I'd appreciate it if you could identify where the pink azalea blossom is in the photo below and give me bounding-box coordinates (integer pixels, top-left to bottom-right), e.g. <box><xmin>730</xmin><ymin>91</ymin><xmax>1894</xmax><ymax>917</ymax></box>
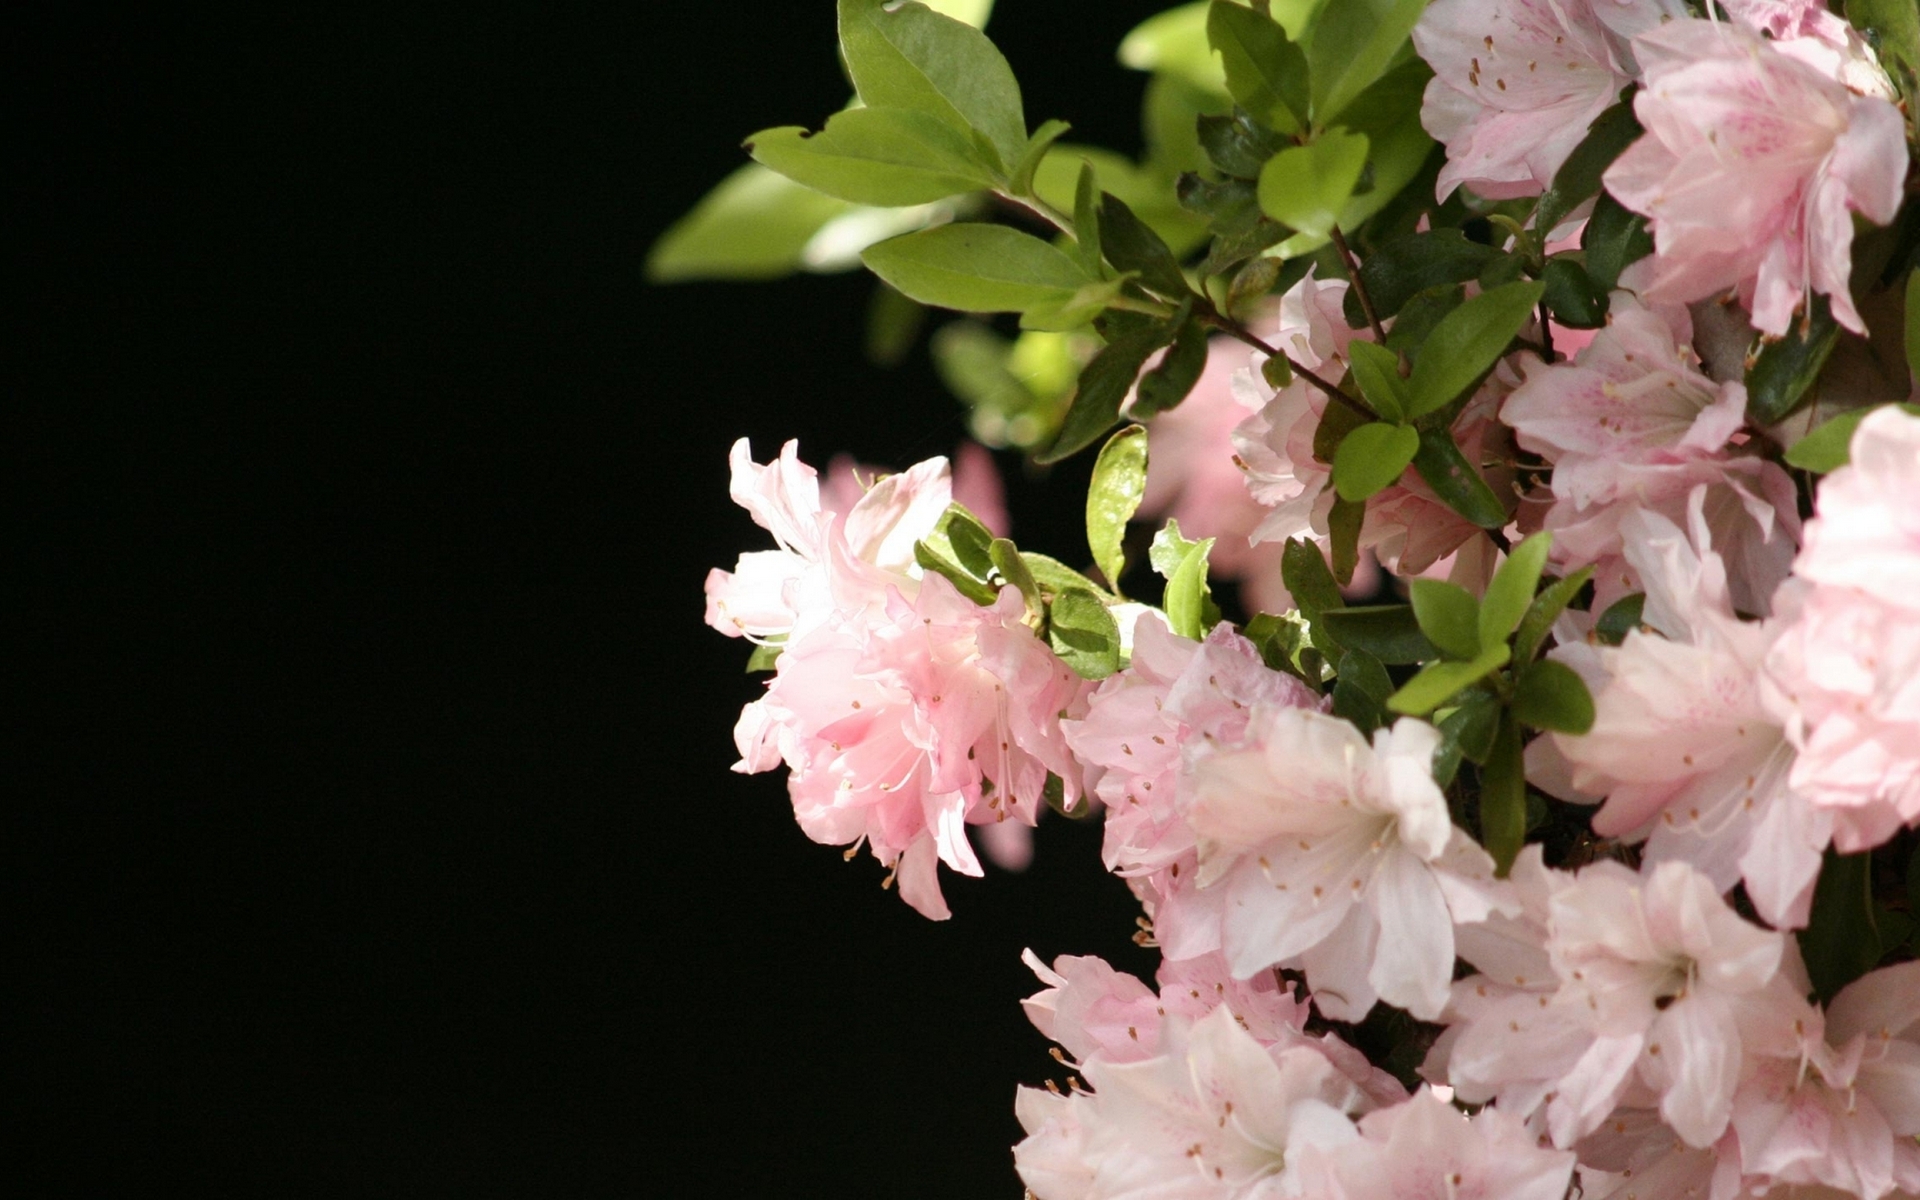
<box><xmin>736</xmin><ymin>573</ymin><xmax>1088</xmax><ymax>920</ymax></box>
<box><xmin>1185</xmin><ymin>709</ymin><xmax>1508</xmax><ymax>1021</ymax></box>
<box><xmin>1233</xmin><ymin>273</ymin><xmax>1515</xmax><ymax>577</ymax></box>
<box><xmin>703</xmin><ymin>437</ymin><xmax>952</xmax><ymax>642</ymax></box>
<box><xmin>1062</xmin><ymin>616</ymin><xmax>1320</xmax><ymax>961</ymax></box>
<box><xmin>1413</xmin><ymin>0</ymin><xmax>1650</xmax><ymax>201</ymax></box>
<box><xmin>1547</xmin><ymin>499</ymin><xmax>1829</xmax><ymax>928</ymax></box>
<box><xmin>1290</xmin><ymin>1087</ymin><xmax>1577</xmax><ymax>1200</ymax></box>
<box><xmin>1786</xmin><ymin>406</ymin><xmax>1920</xmax><ymax>614</ymax></box>
<box><xmin>1603</xmin><ymin>18</ymin><xmax>1907</xmax><ymax>336</ymax></box>
<box><xmin>1013</xmin><ymin>1004</ymin><xmax>1374</xmax><ymax>1200</ymax></box>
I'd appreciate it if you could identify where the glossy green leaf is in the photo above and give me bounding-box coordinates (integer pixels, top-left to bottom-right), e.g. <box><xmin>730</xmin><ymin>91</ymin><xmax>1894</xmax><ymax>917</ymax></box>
<box><xmin>1443</xmin><ymin>688</ymin><xmax>1503</xmax><ymax>767</ymax></box>
<box><xmin>1593</xmin><ymin>592</ymin><xmax>1646</xmax><ymax>647</ymax></box>
<box><xmin>1087</xmin><ymin>426</ymin><xmax>1149</xmax><ymax>592</ymax></box>
<box><xmin>1135</xmin><ymin>317</ymin><xmax>1210</xmax><ymax>418</ymax></box>
<box><xmin>1307</xmin><ymin>0</ymin><xmax>1426</xmax><ymax>128</ymax></box>
<box><xmin>1205</xmin><ymin>0</ymin><xmax>1308</xmax><ymax>136</ymax></box>
<box><xmin>1411</xmin><ymin>427</ymin><xmax>1509</xmax><ymax>528</ymax></box>
<box><xmin>1197</xmin><ymin>108</ymin><xmax>1291</xmax><ymax>178</ymax></box>
<box><xmin>1513</xmin><ymin>566</ymin><xmax>1593</xmax><ymax>665</ymax></box>
<box><xmin>647</xmin><ymin>165</ymin><xmax>854</xmax><ymax>282</ymax></box>
<box><xmin>915</xmin><ymin>539</ymin><xmax>999</xmax><ymax>604</ymax></box>
<box><xmin>1785</xmin><ymin>403</ymin><xmax>1920</xmax><ymax>472</ymax></box>
<box><xmin>922</xmin><ymin>0</ymin><xmax>995</xmax><ymax>27</ymax></box>
<box><xmin>745</xmin><ymin>642</ymin><xmax>784</xmax><ymax>673</ymax></box>
<box><xmin>991</xmin><ymin>537</ymin><xmax>1042</xmax><ymax>618</ymax></box>
<box><xmin>1047</xmin><ymin>587</ymin><xmax>1123</xmax><ymax>680</ymax></box>
<box><xmin>1800</xmin><ymin>849</ymin><xmax>1885</xmax><ymax>1003</ymax></box>
<box><xmin>1332</xmin><ymin>647</ymin><xmax>1392</xmax><ymax>735</ymax></box>
<box><xmin>1479</xmin><ymin>532</ymin><xmax>1552</xmax><ymax>651</ymax></box>
<box><xmin>1006</xmin><ymin>118</ymin><xmax>1072</xmax><ymax>198</ymax></box>
<box><xmin>922</xmin><ymin>503</ymin><xmax>997</xmax><ymax>579</ymax></box>
<box><xmin>1388</xmin><ymin>643</ymin><xmax>1510</xmax><ymax>717</ymax></box>
<box><xmin>1348</xmin><ymin>230</ymin><xmax>1496</xmax><ymax>323</ymax></box>
<box><xmin>1243</xmin><ymin>611</ymin><xmax>1317</xmax><ymax>682</ymax></box>
<box><xmin>1033</xmin><ymin>146</ymin><xmax>1212</xmax><ymax>257</ymax></box>
<box><xmin>1331</xmin><ymin>420</ymin><xmax>1420</xmax><ymax>503</ymax></box>
<box><xmin>1747</xmin><ymin>295</ymin><xmax>1840</xmax><ymax>426</ymax></box>
<box><xmin>1479</xmin><ymin>713</ymin><xmax>1527</xmax><ymax>876</ymax></box>
<box><xmin>1281</xmin><ymin>537</ymin><xmax>1345</xmax><ymax>620</ymax></box>
<box><xmin>862</xmin><ymin>223</ymin><xmax>1093</xmax><ymax>313</ymax></box>
<box><xmin>1151</xmin><ymin>520</ymin><xmax>1219</xmax><ymax>639</ymax></box>
<box><xmin>1407</xmin><ymin>281</ymin><xmax>1545</xmax><ymax>420</ymax></box>
<box><xmin>1020</xmin><ymin>552</ymin><xmax>1112</xmax><ymax>601</ymax></box>
<box><xmin>1410</xmin><ymin>579</ymin><xmax>1482</xmax><ymax>661</ymax></box>
<box><xmin>1851</xmin><ymin>0</ymin><xmax>1920</xmax><ymax>76</ymax></box>
<box><xmin>1119</xmin><ymin>3</ymin><xmax>1225</xmax><ymax>95</ymax></box>
<box><xmin>1583</xmin><ymin>191</ymin><xmax>1652</xmax><ymax>290</ymax></box>
<box><xmin>1257</xmin><ymin>130</ymin><xmax>1369</xmax><ymax>241</ymax></box>
<box><xmin>1039</xmin><ymin>324</ymin><xmax>1172</xmax><ymax>463</ymax></box>
<box><xmin>1383</xmin><ymin>285</ymin><xmax>1466</xmax><ymax>366</ymax></box>
<box><xmin>1071</xmin><ymin>160</ymin><xmax>1104</xmax><ymax>276</ymax></box>
<box><xmin>1535</xmin><ymin>96</ymin><xmax>1642</xmax><ymax>234</ymax></box>
<box><xmin>1540</xmin><ymin>255</ymin><xmax>1609</xmax><ymax>329</ymax></box>
<box><xmin>1099</xmin><ymin>192</ymin><xmax>1192</xmax><ymax>300</ymax></box>
<box><xmin>1018</xmin><ymin>276</ymin><xmax>1133</xmax><ymax>333</ymax></box>
<box><xmin>838</xmin><ymin>0</ymin><xmax>1028</xmax><ymax>168</ymax></box>
<box><xmin>1317</xmin><ymin>605</ymin><xmax>1439</xmax><ymax>665</ymax></box>
<box><xmin>746</xmin><ymin>107</ymin><xmax>998</xmax><ymax>206</ymax></box>
<box><xmin>1328</xmin><ymin>492</ymin><xmax>1365</xmax><ymax>586</ymax></box>
<box><xmin>1346</xmin><ymin>341</ymin><xmax>1410</xmax><ymax>423</ymax></box>
<box><xmin>1511</xmin><ymin>659</ymin><xmax>1595</xmax><ymax>734</ymax></box>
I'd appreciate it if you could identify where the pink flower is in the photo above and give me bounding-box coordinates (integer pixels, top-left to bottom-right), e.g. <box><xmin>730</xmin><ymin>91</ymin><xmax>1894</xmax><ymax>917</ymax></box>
<box><xmin>1291</xmin><ymin>1088</ymin><xmax>1576</xmax><ymax>1200</ymax></box>
<box><xmin>1548</xmin><ymin>499</ymin><xmax>1829</xmax><ymax>928</ymax></box>
<box><xmin>1788</xmin><ymin>406</ymin><xmax>1920</xmax><ymax>613</ymax></box>
<box><xmin>1062</xmin><ymin>616</ymin><xmax>1320</xmax><ymax>961</ymax></box>
<box><xmin>1603</xmin><ymin>18</ymin><xmax>1907</xmax><ymax>336</ymax></box>
<box><xmin>1185</xmin><ymin>709</ymin><xmax>1508</xmax><ymax>1021</ymax></box>
<box><xmin>737</xmin><ymin>573</ymin><xmax>1088</xmax><ymax>920</ymax></box>
<box><xmin>1413</xmin><ymin>0</ymin><xmax>1649</xmax><ymax>201</ymax></box>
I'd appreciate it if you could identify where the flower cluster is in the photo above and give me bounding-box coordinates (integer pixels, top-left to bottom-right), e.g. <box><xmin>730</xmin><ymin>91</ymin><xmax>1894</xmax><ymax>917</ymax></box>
<box><xmin>677</xmin><ymin>0</ymin><xmax>1920</xmax><ymax>1195</ymax></box>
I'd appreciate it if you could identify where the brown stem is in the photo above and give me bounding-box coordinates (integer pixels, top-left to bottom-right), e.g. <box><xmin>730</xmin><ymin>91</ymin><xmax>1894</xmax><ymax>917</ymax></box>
<box><xmin>1199</xmin><ymin>312</ymin><xmax>1373</xmax><ymax>421</ymax></box>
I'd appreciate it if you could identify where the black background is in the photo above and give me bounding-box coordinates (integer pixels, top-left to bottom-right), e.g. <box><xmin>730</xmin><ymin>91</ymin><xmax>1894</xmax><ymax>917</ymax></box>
<box><xmin>20</xmin><ymin>3</ymin><xmax>1175</xmax><ymax>1194</ymax></box>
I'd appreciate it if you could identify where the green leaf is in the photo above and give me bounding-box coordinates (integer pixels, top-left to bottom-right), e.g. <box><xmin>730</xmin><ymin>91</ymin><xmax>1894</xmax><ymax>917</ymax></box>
<box><xmin>1479</xmin><ymin>712</ymin><xmax>1527</xmax><ymax>876</ymax></box>
<box><xmin>1018</xmin><ymin>276</ymin><xmax>1133</xmax><ymax>333</ymax></box>
<box><xmin>1332</xmin><ymin>647</ymin><xmax>1393</xmax><ymax>735</ymax></box>
<box><xmin>1281</xmin><ymin>537</ymin><xmax>1345</xmax><ymax>618</ymax></box>
<box><xmin>1197</xmin><ymin>108</ymin><xmax>1291</xmax><ymax>178</ymax></box>
<box><xmin>1135</xmin><ymin>317</ymin><xmax>1210</xmax><ymax>418</ymax></box>
<box><xmin>1331</xmin><ymin>421</ymin><xmax>1420</xmax><ymax>503</ymax></box>
<box><xmin>1327</xmin><ymin>492</ymin><xmax>1365</xmax><ymax>586</ymax></box>
<box><xmin>1035</xmin><ymin>146</ymin><xmax>1210</xmax><ymax>256</ymax></box>
<box><xmin>1006</xmin><ymin>118</ymin><xmax>1072</xmax><ymax>198</ymax></box>
<box><xmin>1087</xmin><ymin>425</ymin><xmax>1149</xmax><ymax>592</ymax></box>
<box><xmin>1307</xmin><ymin>0</ymin><xmax>1426</xmax><ymax>129</ymax></box>
<box><xmin>865</xmin><ymin>282</ymin><xmax>927</xmax><ymax>366</ymax></box>
<box><xmin>991</xmin><ymin>537</ymin><xmax>1043</xmax><ymax>618</ymax></box>
<box><xmin>745</xmin><ymin>642</ymin><xmax>784</xmax><ymax>673</ymax></box>
<box><xmin>1346</xmin><ymin>341</ymin><xmax>1410</xmax><ymax>423</ymax></box>
<box><xmin>1347</xmin><ymin>230</ymin><xmax>1496</xmax><ymax>322</ymax></box>
<box><xmin>1120</xmin><ymin>3</ymin><xmax>1227</xmax><ymax>95</ymax></box>
<box><xmin>1047</xmin><ymin>587</ymin><xmax>1123</xmax><ymax>679</ymax></box>
<box><xmin>1257</xmin><ymin>130</ymin><xmax>1369</xmax><ymax>241</ymax></box>
<box><xmin>1582</xmin><ymin>191</ymin><xmax>1652</xmax><ymax>290</ymax></box>
<box><xmin>746</xmin><ymin>108</ymin><xmax>998</xmax><ymax>206</ymax></box>
<box><xmin>1851</xmin><ymin>0</ymin><xmax>1920</xmax><ymax>77</ymax></box>
<box><xmin>1205</xmin><ymin>0</ymin><xmax>1309</xmax><ymax>136</ymax></box>
<box><xmin>862</xmin><ymin>223</ymin><xmax>1093</xmax><ymax>313</ymax></box>
<box><xmin>1388</xmin><ymin>643</ymin><xmax>1511</xmax><ymax>716</ymax></box>
<box><xmin>1746</xmin><ymin>295</ymin><xmax>1841</xmax><ymax>426</ymax></box>
<box><xmin>1480</xmin><ymin>532</ymin><xmax>1552</xmax><ymax>651</ymax></box>
<box><xmin>1020</xmin><ymin>552</ymin><xmax>1112</xmax><ymax>600</ymax></box>
<box><xmin>921</xmin><ymin>503</ymin><xmax>998</xmax><ymax>580</ymax></box>
<box><xmin>1513</xmin><ymin>566</ymin><xmax>1593</xmax><ymax>665</ymax></box>
<box><xmin>915</xmin><ymin>539</ymin><xmax>1000</xmax><ymax>604</ymax></box>
<box><xmin>1786</xmin><ymin>403</ymin><xmax>1920</xmax><ymax>472</ymax></box>
<box><xmin>1510</xmin><ymin>659</ymin><xmax>1595</xmax><ymax>734</ymax></box>
<box><xmin>1227</xmin><ymin>254</ymin><xmax>1285</xmax><ymax>313</ymax></box>
<box><xmin>1317</xmin><ymin>605</ymin><xmax>1439</xmax><ymax>665</ymax></box>
<box><xmin>1099</xmin><ymin>192</ymin><xmax>1192</xmax><ymax>300</ymax></box>
<box><xmin>1540</xmin><ymin>255</ymin><xmax>1609</xmax><ymax>330</ymax></box>
<box><xmin>1799</xmin><ymin>849</ymin><xmax>1886</xmax><ymax>1003</ymax></box>
<box><xmin>1432</xmin><ymin>685</ymin><xmax>1500</xmax><ymax>787</ymax></box>
<box><xmin>647</xmin><ymin>165</ymin><xmax>854</xmax><ymax>282</ymax></box>
<box><xmin>1406</xmin><ymin>281</ymin><xmax>1545</xmax><ymax>420</ymax></box>
<box><xmin>1039</xmin><ymin>324</ymin><xmax>1172</xmax><ymax>464</ymax></box>
<box><xmin>1410</xmin><ymin>580</ymin><xmax>1482</xmax><ymax>661</ymax></box>
<box><xmin>838</xmin><ymin>0</ymin><xmax>1028</xmax><ymax>168</ymax></box>
<box><xmin>923</xmin><ymin>0</ymin><xmax>996</xmax><ymax>27</ymax></box>
<box><xmin>1535</xmin><ymin>96</ymin><xmax>1642</xmax><ymax>234</ymax></box>
<box><xmin>1383</xmin><ymin>285</ymin><xmax>1466</xmax><ymax>366</ymax></box>
<box><xmin>1071</xmin><ymin>160</ymin><xmax>1104</xmax><ymax>276</ymax></box>
<box><xmin>1150</xmin><ymin>520</ymin><xmax>1219</xmax><ymax>639</ymax></box>
<box><xmin>1593</xmin><ymin>592</ymin><xmax>1646</xmax><ymax>647</ymax></box>
<box><xmin>1411</xmin><ymin>427</ymin><xmax>1509</xmax><ymax>529</ymax></box>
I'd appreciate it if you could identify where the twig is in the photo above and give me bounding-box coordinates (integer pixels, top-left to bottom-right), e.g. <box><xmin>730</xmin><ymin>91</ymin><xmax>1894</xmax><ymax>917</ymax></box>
<box><xmin>1329</xmin><ymin>226</ymin><xmax>1387</xmax><ymax>346</ymax></box>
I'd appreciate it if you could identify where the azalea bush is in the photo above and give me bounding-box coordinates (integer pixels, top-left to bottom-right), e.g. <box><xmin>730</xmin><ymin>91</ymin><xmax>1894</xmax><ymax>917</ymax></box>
<box><xmin>662</xmin><ymin>1</ymin><xmax>1920</xmax><ymax>1196</ymax></box>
